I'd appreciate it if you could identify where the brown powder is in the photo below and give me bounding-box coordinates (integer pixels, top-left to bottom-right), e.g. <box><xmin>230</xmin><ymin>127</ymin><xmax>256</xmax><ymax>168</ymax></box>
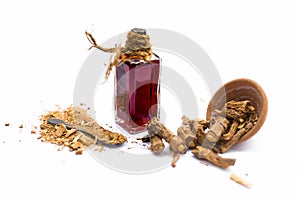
<box><xmin>72</xmin><ymin>107</ymin><xmax>127</xmax><ymax>145</ymax></box>
<box><xmin>38</xmin><ymin>105</ymin><xmax>127</xmax><ymax>155</ymax></box>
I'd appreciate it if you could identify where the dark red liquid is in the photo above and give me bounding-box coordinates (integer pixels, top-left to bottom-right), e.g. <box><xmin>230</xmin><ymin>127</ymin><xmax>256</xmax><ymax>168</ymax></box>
<box><xmin>115</xmin><ymin>56</ymin><xmax>160</xmax><ymax>133</ymax></box>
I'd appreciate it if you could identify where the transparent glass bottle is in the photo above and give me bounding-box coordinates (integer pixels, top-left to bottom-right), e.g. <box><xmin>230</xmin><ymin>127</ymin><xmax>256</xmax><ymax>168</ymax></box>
<box><xmin>114</xmin><ymin>29</ymin><xmax>161</xmax><ymax>133</ymax></box>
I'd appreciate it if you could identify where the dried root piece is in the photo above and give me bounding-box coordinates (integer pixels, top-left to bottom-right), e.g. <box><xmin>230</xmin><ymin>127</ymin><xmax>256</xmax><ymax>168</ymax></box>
<box><xmin>181</xmin><ymin>115</ymin><xmax>209</xmax><ymax>147</ymax></box>
<box><xmin>201</xmin><ymin>117</ymin><xmax>229</xmax><ymax>151</ymax></box>
<box><xmin>147</xmin><ymin>117</ymin><xmax>187</xmax><ymax>154</ymax></box>
<box><xmin>222</xmin><ymin>120</ymin><xmax>238</xmax><ymax>141</ymax></box>
<box><xmin>177</xmin><ymin>125</ymin><xmax>197</xmax><ymax>149</ymax></box>
<box><xmin>147</xmin><ymin>117</ymin><xmax>188</xmax><ymax>167</ymax></box>
<box><xmin>149</xmin><ymin>135</ymin><xmax>165</xmax><ymax>154</ymax></box>
<box><xmin>222</xmin><ymin>100</ymin><xmax>254</xmax><ymax>120</ymax></box>
<box><xmin>182</xmin><ymin>115</ymin><xmax>209</xmax><ymax>131</ymax></box>
<box><xmin>219</xmin><ymin>122</ymin><xmax>254</xmax><ymax>153</ymax></box>
<box><xmin>137</xmin><ymin>134</ymin><xmax>165</xmax><ymax>154</ymax></box>
<box><xmin>230</xmin><ymin>174</ymin><xmax>251</xmax><ymax>188</ymax></box>
<box><xmin>192</xmin><ymin>146</ymin><xmax>235</xmax><ymax>169</ymax></box>
<box><xmin>206</xmin><ymin>117</ymin><xmax>229</xmax><ymax>144</ymax></box>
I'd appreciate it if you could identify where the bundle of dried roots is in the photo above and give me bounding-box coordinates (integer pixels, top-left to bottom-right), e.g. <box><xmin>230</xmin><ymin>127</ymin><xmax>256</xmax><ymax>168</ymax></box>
<box><xmin>143</xmin><ymin>100</ymin><xmax>258</xmax><ymax>168</ymax></box>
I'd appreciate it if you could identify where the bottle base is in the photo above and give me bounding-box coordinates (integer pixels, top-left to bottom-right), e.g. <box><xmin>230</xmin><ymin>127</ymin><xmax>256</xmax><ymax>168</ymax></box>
<box><xmin>115</xmin><ymin>119</ymin><xmax>148</xmax><ymax>134</ymax></box>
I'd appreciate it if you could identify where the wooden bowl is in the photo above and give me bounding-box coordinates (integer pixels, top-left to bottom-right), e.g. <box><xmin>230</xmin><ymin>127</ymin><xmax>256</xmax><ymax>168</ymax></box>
<box><xmin>206</xmin><ymin>78</ymin><xmax>268</xmax><ymax>143</ymax></box>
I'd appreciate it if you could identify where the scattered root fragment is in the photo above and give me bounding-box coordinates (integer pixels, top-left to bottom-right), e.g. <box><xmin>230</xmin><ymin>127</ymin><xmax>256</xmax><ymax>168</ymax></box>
<box><xmin>177</xmin><ymin>124</ymin><xmax>197</xmax><ymax>149</ymax></box>
<box><xmin>147</xmin><ymin>117</ymin><xmax>187</xmax><ymax>155</ymax></box>
<box><xmin>222</xmin><ymin>100</ymin><xmax>254</xmax><ymax>120</ymax></box>
<box><xmin>222</xmin><ymin>120</ymin><xmax>238</xmax><ymax>141</ymax></box>
<box><xmin>147</xmin><ymin>117</ymin><xmax>187</xmax><ymax>167</ymax></box>
<box><xmin>149</xmin><ymin>135</ymin><xmax>165</xmax><ymax>154</ymax></box>
<box><xmin>219</xmin><ymin>122</ymin><xmax>254</xmax><ymax>153</ymax></box>
<box><xmin>192</xmin><ymin>146</ymin><xmax>235</xmax><ymax>169</ymax></box>
<box><xmin>181</xmin><ymin>115</ymin><xmax>209</xmax><ymax>146</ymax></box>
<box><xmin>203</xmin><ymin>116</ymin><xmax>229</xmax><ymax>149</ymax></box>
<box><xmin>230</xmin><ymin>174</ymin><xmax>251</xmax><ymax>188</ymax></box>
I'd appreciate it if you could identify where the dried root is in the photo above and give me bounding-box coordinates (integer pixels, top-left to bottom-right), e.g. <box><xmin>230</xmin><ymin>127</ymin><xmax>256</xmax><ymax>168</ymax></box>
<box><xmin>222</xmin><ymin>100</ymin><xmax>255</xmax><ymax>120</ymax></box>
<box><xmin>192</xmin><ymin>146</ymin><xmax>235</xmax><ymax>169</ymax></box>
<box><xmin>147</xmin><ymin>117</ymin><xmax>188</xmax><ymax>167</ymax></box>
<box><xmin>222</xmin><ymin>120</ymin><xmax>238</xmax><ymax>141</ymax></box>
<box><xmin>180</xmin><ymin>115</ymin><xmax>209</xmax><ymax>148</ymax></box>
<box><xmin>149</xmin><ymin>135</ymin><xmax>165</xmax><ymax>154</ymax></box>
<box><xmin>147</xmin><ymin>117</ymin><xmax>187</xmax><ymax>155</ymax></box>
<box><xmin>219</xmin><ymin>122</ymin><xmax>254</xmax><ymax>153</ymax></box>
<box><xmin>177</xmin><ymin>125</ymin><xmax>197</xmax><ymax>149</ymax></box>
<box><xmin>203</xmin><ymin>116</ymin><xmax>229</xmax><ymax>149</ymax></box>
<box><xmin>212</xmin><ymin>100</ymin><xmax>258</xmax><ymax>153</ymax></box>
<box><xmin>137</xmin><ymin>134</ymin><xmax>165</xmax><ymax>154</ymax></box>
<box><xmin>192</xmin><ymin>146</ymin><xmax>235</xmax><ymax>168</ymax></box>
<box><xmin>144</xmin><ymin>100</ymin><xmax>258</xmax><ymax>169</ymax></box>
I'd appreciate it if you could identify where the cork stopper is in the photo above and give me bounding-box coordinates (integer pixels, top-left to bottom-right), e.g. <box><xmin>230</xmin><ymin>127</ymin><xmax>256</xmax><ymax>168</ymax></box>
<box><xmin>131</xmin><ymin>28</ymin><xmax>146</xmax><ymax>35</ymax></box>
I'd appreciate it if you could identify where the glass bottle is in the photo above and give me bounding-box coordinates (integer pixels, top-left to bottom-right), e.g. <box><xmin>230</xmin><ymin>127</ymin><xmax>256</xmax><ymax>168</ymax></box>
<box><xmin>114</xmin><ymin>28</ymin><xmax>161</xmax><ymax>134</ymax></box>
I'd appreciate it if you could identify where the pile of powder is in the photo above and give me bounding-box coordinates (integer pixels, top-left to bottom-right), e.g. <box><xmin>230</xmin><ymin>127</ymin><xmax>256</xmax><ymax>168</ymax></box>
<box><xmin>38</xmin><ymin>105</ymin><xmax>127</xmax><ymax>154</ymax></box>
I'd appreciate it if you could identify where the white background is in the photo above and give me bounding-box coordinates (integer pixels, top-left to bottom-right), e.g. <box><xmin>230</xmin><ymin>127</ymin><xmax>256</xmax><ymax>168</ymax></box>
<box><xmin>0</xmin><ymin>0</ymin><xmax>299</xmax><ymax>199</ymax></box>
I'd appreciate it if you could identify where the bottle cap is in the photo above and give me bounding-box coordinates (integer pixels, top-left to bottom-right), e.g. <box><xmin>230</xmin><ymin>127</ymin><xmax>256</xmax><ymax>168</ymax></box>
<box><xmin>131</xmin><ymin>28</ymin><xmax>146</xmax><ymax>35</ymax></box>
